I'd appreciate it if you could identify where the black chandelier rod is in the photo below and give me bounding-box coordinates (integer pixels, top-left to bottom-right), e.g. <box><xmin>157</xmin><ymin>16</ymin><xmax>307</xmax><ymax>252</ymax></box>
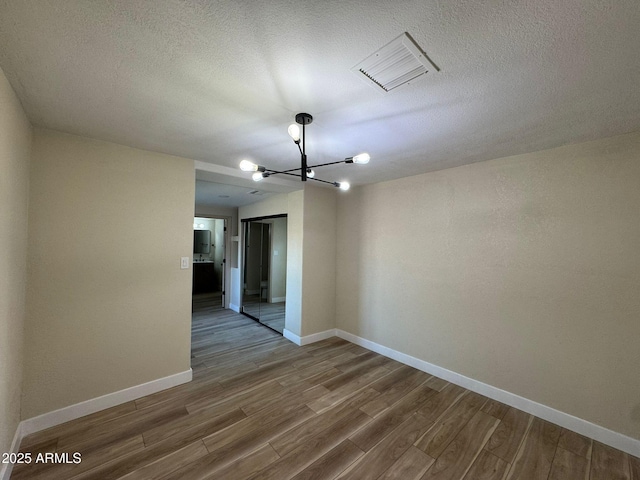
<box><xmin>262</xmin><ymin>168</ymin><xmax>338</xmax><ymax>187</ymax></box>
<box><xmin>301</xmin><ymin>120</ymin><xmax>307</xmax><ymax>182</ymax></box>
<box><xmin>308</xmin><ymin>177</ymin><xmax>340</xmax><ymax>187</ymax></box>
<box><xmin>284</xmin><ymin>112</ymin><xmax>341</xmax><ymax>183</ymax></box>
<box><xmin>307</xmin><ymin>159</ymin><xmax>351</xmax><ymax>169</ymax></box>
<box><xmin>262</xmin><ymin>170</ymin><xmax>301</xmax><ymax>178</ymax></box>
<box><xmin>272</xmin><ymin>166</ymin><xmax>304</xmax><ymax>174</ymax></box>
<box><xmin>264</xmin><ymin>158</ymin><xmax>351</xmax><ymax>175</ymax></box>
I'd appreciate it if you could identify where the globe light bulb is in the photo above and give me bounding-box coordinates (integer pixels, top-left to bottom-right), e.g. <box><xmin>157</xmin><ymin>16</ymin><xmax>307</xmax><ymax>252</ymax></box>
<box><xmin>252</xmin><ymin>172</ymin><xmax>263</xmax><ymax>181</ymax></box>
<box><xmin>338</xmin><ymin>181</ymin><xmax>350</xmax><ymax>191</ymax></box>
<box><xmin>352</xmin><ymin>153</ymin><xmax>370</xmax><ymax>164</ymax></box>
<box><xmin>240</xmin><ymin>159</ymin><xmax>258</xmax><ymax>172</ymax></box>
<box><xmin>288</xmin><ymin>124</ymin><xmax>301</xmax><ymax>142</ymax></box>
<box><xmin>307</xmin><ymin>169</ymin><xmax>315</xmax><ymax>178</ymax></box>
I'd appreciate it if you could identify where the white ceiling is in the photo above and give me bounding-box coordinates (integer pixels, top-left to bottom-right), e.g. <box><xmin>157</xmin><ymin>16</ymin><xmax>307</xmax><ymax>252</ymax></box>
<box><xmin>1</xmin><ymin>0</ymin><xmax>640</xmax><ymax>195</ymax></box>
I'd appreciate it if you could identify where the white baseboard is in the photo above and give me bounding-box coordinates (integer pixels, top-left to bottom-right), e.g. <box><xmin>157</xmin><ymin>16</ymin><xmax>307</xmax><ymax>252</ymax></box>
<box><xmin>0</xmin><ymin>422</ymin><xmax>23</xmax><ymax>480</ymax></box>
<box><xmin>1</xmin><ymin>369</ymin><xmax>193</xmax><ymax>480</ymax></box>
<box><xmin>270</xmin><ymin>297</ymin><xmax>286</xmax><ymax>303</ymax></box>
<box><xmin>283</xmin><ymin>328</ymin><xmax>301</xmax><ymax>345</ymax></box>
<box><xmin>229</xmin><ymin>303</ymin><xmax>240</xmax><ymax>313</ymax></box>
<box><xmin>283</xmin><ymin>328</ymin><xmax>336</xmax><ymax>346</ymax></box>
<box><xmin>299</xmin><ymin>329</ymin><xmax>337</xmax><ymax>345</ymax></box>
<box><xmin>335</xmin><ymin>329</ymin><xmax>640</xmax><ymax>458</ymax></box>
<box><xmin>20</xmin><ymin>369</ymin><xmax>192</xmax><ymax>437</ymax></box>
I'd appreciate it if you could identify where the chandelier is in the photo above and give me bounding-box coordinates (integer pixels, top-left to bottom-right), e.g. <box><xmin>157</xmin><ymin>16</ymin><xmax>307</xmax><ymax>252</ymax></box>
<box><xmin>239</xmin><ymin>113</ymin><xmax>370</xmax><ymax>191</ymax></box>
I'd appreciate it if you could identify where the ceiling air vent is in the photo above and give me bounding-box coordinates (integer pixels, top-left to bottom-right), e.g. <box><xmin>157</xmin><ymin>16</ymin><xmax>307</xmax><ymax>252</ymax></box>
<box><xmin>248</xmin><ymin>190</ymin><xmax>264</xmax><ymax>195</ymax></box>
<box><xmin>352</xmin><ymin>32</ymin><xmax>438</xmax><ymax>93</ymax></box>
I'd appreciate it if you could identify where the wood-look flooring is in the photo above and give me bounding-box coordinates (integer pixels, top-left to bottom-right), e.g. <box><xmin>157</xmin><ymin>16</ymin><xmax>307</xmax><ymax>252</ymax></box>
<box><xmin>12</xmin><ymin>300</ymin><xmax>639</xmax><ymax>479</ymax></box>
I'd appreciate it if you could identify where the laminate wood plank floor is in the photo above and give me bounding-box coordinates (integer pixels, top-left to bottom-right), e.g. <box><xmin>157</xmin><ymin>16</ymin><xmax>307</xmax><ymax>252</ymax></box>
<box><xmin>12</xmin><ymin>299</ymin><xmax>640</xmax><ymax>479</ymax></box>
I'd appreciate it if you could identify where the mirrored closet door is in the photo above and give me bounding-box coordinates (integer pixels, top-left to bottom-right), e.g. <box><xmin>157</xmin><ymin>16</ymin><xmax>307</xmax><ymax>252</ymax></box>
<box><xmin>241</xmin><ymin>215</ymin><xmax>287</xmax><ymax>334</ymax></box>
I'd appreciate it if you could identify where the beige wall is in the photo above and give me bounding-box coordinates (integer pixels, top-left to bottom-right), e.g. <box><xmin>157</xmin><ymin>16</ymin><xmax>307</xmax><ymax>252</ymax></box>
<box><xmin>285</xmin><ymin>190</ymin><xmax>304</xmax><ymax>336</ymax></box>
<box><xmin>301</xmin><ymin>185</ymin><xmax>337</xmax><ymax>336</ymax></box>
<box><xmin>22</xmin><ymin>129</ymin><xmax>195</xmax><ymax>418</ymax></box>
<box><xmin>238</xmin><ymin>194</ymin><xmax>289</xmax><ymax>221</ymax></box>
<box><xmin>195</xmin><ymin>204</ymin><xmax>237</xmax><ymax>227</ymax></box>
<box><xmin>0</xmin><ymin>68</ymin><xmax>32</xmax><ymax>454</ymax></box>
<box><xmin>336</xmin><ymin>131</ymin><xmax>640</xmax><ymax>440</ymax></box>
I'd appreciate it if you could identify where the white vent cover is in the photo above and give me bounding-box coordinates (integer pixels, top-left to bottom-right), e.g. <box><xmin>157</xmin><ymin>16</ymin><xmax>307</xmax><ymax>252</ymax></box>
<box><xmin>352</xmin><ymin>33</ymin><xmax>437</xmax><ymax>93</ymax></box>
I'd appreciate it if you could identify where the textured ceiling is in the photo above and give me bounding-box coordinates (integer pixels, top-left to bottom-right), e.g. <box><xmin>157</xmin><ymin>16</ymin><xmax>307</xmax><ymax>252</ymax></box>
<box><xmin>1</xmin><ymin>0</ymin><xmax>640</xmax><ymax>190</ymax></box>
<box><xmin>194</xmin><ymin>180</ymin><xmax>278</xmax><ymax>208</ymax></box>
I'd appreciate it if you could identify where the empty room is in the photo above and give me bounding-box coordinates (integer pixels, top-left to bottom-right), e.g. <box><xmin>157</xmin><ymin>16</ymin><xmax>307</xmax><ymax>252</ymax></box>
<box><xmin>1</xmin><ymin>1</ymin><xmax>639</xmax><ymax>479</ymax></box>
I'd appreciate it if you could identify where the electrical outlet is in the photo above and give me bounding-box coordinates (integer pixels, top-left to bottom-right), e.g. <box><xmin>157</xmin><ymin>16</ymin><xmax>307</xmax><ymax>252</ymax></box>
<box><xmin>180</xmin><ymin>257</ymin><xmax>189</xmax><ymax>269</ymax></box>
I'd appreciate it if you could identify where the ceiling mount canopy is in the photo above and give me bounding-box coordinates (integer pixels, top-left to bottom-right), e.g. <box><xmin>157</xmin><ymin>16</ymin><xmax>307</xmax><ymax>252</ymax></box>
<box><xmin>239</xmin><ymin>113</ymin><xmax>370</xmax><ymax>191</ymax></box>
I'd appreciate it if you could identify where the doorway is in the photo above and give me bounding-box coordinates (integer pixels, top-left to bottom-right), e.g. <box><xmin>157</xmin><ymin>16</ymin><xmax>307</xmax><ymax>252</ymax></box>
<box><xmin>192</xmin><ymin>216</ymin><xmax>227</xmax><ymax>310</ymax></box>
<box><xmin>241</xmin><ymin>215</ymin><xmax>287</xmax><ymax>334</ymax></box>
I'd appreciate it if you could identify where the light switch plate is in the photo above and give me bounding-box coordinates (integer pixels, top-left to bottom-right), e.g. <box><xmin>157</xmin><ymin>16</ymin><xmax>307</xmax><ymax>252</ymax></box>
<box><xmin>180</xmin><ymin>257</ymin><xmax>189</xmax><ymax>269</ymax></box>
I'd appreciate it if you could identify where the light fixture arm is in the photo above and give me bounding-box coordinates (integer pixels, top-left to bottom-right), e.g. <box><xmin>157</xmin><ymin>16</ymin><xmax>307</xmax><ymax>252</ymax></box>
<box><xmin>307</xmin><ymin>159</ymin><xmax>355</xmax><ymax>169</ymax></box>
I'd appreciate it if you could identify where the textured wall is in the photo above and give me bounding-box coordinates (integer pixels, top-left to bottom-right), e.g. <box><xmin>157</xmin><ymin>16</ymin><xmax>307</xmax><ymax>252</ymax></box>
<box><xmin>22</xmin><ymin>129</ymin><xmax>194</xmax><ymax>418</ymax></box>
<box><xmin>285</xmin><ymin>190</ymin><xmax>304</xmax><ymax>336</ymax></box>
<box><xmin>301</xmin><ymin>185</ymin><xmax>337</xmax><ymax>336</ymax></box>
<box><xmin>0</xmin><ymin>67</ymin><xmax>31</xmax><ymax>457</ymax></box>
<box><xmin>238</xmin><ymin>195</ymin><xmax>289</xmax><ymax>220</ymax></box>
<box><xmin>336</xmin><ymin>131</ymin><xmax>640</xmax><ymax>440</ymax></box>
